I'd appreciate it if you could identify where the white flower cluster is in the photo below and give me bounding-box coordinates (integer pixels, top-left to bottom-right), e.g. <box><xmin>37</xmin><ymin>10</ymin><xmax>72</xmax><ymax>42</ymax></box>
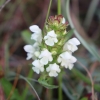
<box><xmin>24</xmin><ymin>16</ymin><xmax>80</xmax><ymax>77</ymax></box>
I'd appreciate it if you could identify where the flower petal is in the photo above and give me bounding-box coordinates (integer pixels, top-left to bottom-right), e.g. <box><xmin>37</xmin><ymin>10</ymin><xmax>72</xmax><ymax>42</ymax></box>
<box><xmin>32</xmin><ymin>60</ymin><xmax>40</xmax><ymax>67</ymax></box>
<box><xmin>47</xmin><ymin>30</ymin><xmax>57</xmax><ymax>37</ymax></box>
<box><xmin>24</xmin><ymin>45</ymin><xmax>33</xmax><ymax>53</ymax></box>
<box><xmin>46</xmin><ymin>63</ymin><xmax>60</xmax><ymax>77</ymax></box>
<box><xmin>57</xmin><ymin>56</ymin><xmax>61</xmax><ymax>63</ymax></box>
<box><xmin>49</xmin><ymin>72</ymin><xmax>58</xmax><ymax>77</ymax></box>
<box><xmin>68</xmin><ymin>38</ymin><xmax>80</xmax><ymax>45</ymax></box>
<box><xmin>40</xmin><ymin>57</ymin><xmax>48</xmax><ymax>65</ymax></box>
<box><xmin>32</xmin><ymin>67</ymin><xmax>40</xmax><ymax>74</ymax></box>
<box><xmin>44</xmin><ymin>30</ymin><xmax>58</xmax><ymax>46</ymax></box>
<box><xmin>62</xmin><ymin>17</ymin><xmax>66</xmax><ymax>24</ymax></box>
<box><xmin>29</xmin><ymin>25</ymin><xmax>41</xmax><ymax>33</ymax></box>
<box><xmin>26</xmin><ymin>53</ymin><xmax>33</xmax><ymax>60</ymax></box>
<box><xmin>53</xmin><ymin>38</ymin><xmax>58</xmax><ymax>43</ymax></box>
<box><xmin>68</xmin><ymin>64</ymin><xmax>74</xmax><ymax>70</ymax></box>
<box><xmin>45</xmin><ymin>38</ymin><xmax>54</xmax><ymax>46</ymax></box>
<box><xmin>71</xmin><ymin>56</ymin><xmax>77</xmax><ymax>63</ymax></box>
<box><xmin>31</xmin><ymin>32</ymin><xmax>42</xmax><ymax>43</ymax></box>
<box><xmin>32</xmin><ymin>60</ymin><xmax>44</xmax><ymax>74</ymax></box>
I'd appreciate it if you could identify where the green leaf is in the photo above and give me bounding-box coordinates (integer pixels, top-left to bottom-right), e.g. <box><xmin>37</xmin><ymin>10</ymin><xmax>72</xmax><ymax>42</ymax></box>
<box><xmin>65</xmin><ymin>29</ymin><xmax>74</xmax><ymax>41</ymax></box>
<box><xmin>0</xmin><ymin>0</ymin><xmax>5</xmax><ymax>6</ymax></box>
<box><xmin>21</xmin><ymin>30</ymin><xmax>35</xmax><ymax>44</ymax></box>
<box><xmin>38</xmin><ymin>78</ymin><xmax>58</xmax><ymax>89</ymax></box>
<box><xmin>72</xmin><ymin>68</ymin><xmax>100</xmax><ymax>92</ymax></box>
<box><xmin>0</xmin><ymin>78</ymin><xmax>21</xmax><ymax>100</ymax></box>
<box><xmin>80</xmin><ymin>97</ymin><xmax>88</xmax><ymax>100</ymax></box>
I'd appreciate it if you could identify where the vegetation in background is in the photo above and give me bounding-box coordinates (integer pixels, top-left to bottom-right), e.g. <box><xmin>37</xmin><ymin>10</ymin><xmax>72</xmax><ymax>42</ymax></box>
<box><xmin>0</xmin><ymin>0</ymin><xmax>100</xmax><ymax>100</ymax></box>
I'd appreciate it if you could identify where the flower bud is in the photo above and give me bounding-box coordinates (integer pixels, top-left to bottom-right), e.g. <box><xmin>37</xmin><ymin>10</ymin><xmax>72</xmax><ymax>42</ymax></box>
<box><xmin>63</xmin><ymin>30</ymin><xmax>67</xmax><ymax>35</ymax></box>
<box><xmin>58</xmin><ymin>40</ymin><xmax>64</xmax><ymax>46</ymax></box>
<box><xmin>34</xmin><ymin>51</ymin><xmax>40</xmax><ymax>57</ymax></box>
<box><xmin>51</xmin><ymin>50</ymin><xmax>57</xmax><ymax>55</ymax></box>
<box><xmin>47</xmin><ymin>15</ymin><xmax>68</xmax><ymax>31</ymax></box>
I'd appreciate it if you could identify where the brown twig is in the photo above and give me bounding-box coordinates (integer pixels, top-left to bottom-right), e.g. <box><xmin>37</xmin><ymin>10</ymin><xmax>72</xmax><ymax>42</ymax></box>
<box><xmin>0</xmin><ymin>85</ymin><xmax>5</xmax><ymax>100</ymax></box>
<box><xmin>7</xmin><ymin>66</ymin><xmax>22</xmax><ymax>100</ymax></box>
<box><xmin>0</xmin><ymin>0</ymin><xmax>11</xmax><ymax>12</ymax></box>
<box><xmin>90</xmin><ymin>61</ymin><xmax>99</xmax><ymax>74</ymax></box>
<box><xmin>77</xmin><ymin>61</ymin><xmax>95</xmax><ymax>100</ymax></box>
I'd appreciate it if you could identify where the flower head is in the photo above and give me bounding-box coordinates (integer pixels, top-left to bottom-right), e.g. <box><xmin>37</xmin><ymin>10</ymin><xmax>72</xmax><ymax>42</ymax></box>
<box><xmin>57</xmin><ymin>51</ymin><xmax>77</xmax><ymax>70</ymax></box>
<box><xmin>39</xmin><ymin>49</ymin><xmax>53</xmax><ymax>65</ymax></box>
<box><xmin>24</xmin><ymin>15</ymin><xmax>81</xmax><ymax>80</ymax></box>
<box><xmin>44</xmin><ymin>30</ymin><xmax>58</xmax><ymax>46</ymax></box>
<box><xmin>32</xmin><ymin>60</ymin><xmax>44</xmax><ymax>74</ymax></box>
<box><xmin>46</xmin><ymin>63</ymin><xmax>61</xmax><ymax>77</ymax></box>
<box><xmin>24</xmin><ymin>43</ymin><xmax>40</xmax><ymax>60</ymax></box>
<box><xmin>29</xmin><ymin>25</ymin><xmax>42</xmax><ymax>43</ymax></box>
<box><xmin>47</xmin><ymin>15</ymin><xmax>68</xmax><ymax>31</ymax></box>
<box><xmin>63</xmin><ymin>38</ymin><xmax>80</xmax><ymax>52</ymax></box>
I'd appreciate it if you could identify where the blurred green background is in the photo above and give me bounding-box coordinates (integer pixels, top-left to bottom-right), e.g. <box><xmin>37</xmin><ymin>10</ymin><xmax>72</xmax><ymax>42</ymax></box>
<box><xmin>0</xmin><ymin>0</ymin><xmax>100</xmax><ymax>100</ymax></box>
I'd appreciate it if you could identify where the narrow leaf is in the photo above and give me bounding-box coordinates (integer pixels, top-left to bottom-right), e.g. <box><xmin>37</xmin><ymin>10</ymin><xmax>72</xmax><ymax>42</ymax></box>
<box><xmin>38</xmin><ymin>78</ymin><xmax>58</xmax><ymax>89</ymax></box>
<box><xmin>1</xmin><ymin>78</ymin><xmax>21</xmax><ymax>100</ymax></box>
<box><xmin>72</xmin><ymin>68</ymin><xmax>100</xmax><ymax>92</ymax></box>
<box><xmin>21</xmin><ymin>30</ymin><xmax>35</xmax><ymax>44</ymax></box>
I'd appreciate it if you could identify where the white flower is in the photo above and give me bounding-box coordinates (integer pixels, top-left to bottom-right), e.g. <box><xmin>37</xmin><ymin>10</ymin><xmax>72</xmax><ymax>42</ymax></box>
<box><xmin>32</xmin><ymin>60</ymin><xmax>44</xmax><ymax>74</ymax></box>
<box><xmin>46</xmin><ymin>63</ymin><xmax>61</xmax><ymax>77</ymax></box>
<box><xmin>62</xmin><ymin>17</ymin><xmax>66</xmax><ymax>24</ymax></box>
<box><xmin>24</xmin><ymin>42</ymin><xmax>40</xmax><ymax>60</ymax></box>
<box><xmin>44</xmin><ymin>30</ymin><xmax>58</xmax><ymax>46</ymax></box>
<box><xmin>57</xmin><ymin>51</ymin><xmax>77</xmax><ymax>70</ymax></box>
<box><xmin>29</xmin><ymin>25</ymin><xmax>42</xmax><ymax>43</ymax></box>
<box><xmin>63</xmin><ymin>38</ymin><xmax>80</xmax><ymax>52</ymax></box>
<box><xmin>39</xmin><ymin>49</ymin><xmax>53</xmax><ymax>65</ymax></box>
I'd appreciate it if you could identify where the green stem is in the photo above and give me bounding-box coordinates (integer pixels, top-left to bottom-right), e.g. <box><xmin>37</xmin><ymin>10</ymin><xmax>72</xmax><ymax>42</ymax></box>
<box><xmin>43</xmin><ymin>0</ymin><xmax>52</xmax><ymax>34</ymax></box>
<box><xmin>57</xmin><ymin>0</ymin><xmax>62</xmax><ymax>100</ymax></box>
<box><xmin>57</xmin><ymin>0</ymin><xmax>61</xmax><ymax>15</ymax></box>
<box><xmin>5</xmin><ymin>43</ymin><xmax>9</xmax><ymax>75</ymax></box>
<box><xmin>58</xmin><ymin>72</ymin><xmax>63</xmax><ymax>100</ymax></box>
<box><xmin>48</xmin><ymin>78</ymin><xmax>53</xmax><ymax>100</ymax></box>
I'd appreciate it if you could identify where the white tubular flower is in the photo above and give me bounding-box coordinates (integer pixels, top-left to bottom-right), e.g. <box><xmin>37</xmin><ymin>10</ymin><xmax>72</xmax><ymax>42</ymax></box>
<box><xmin>44</xmin><ymin>30</ymin><xmax>58</xmax><ymax>46</ymax></box>
<box><xmin>39</xmin><ymin>49</ymin><xmax>53</xmax><ymax>65</ymax></box>
<box><xmin>29</xmin><ymin>25</ymin><xmax>42</xmax><ymax>43</ymax></box>
<box><xmin>57</xmin><ymin>51</ymin><xmax>77</xmax><ymax>70</ymax></box>
<box><xmin>32</xmin><ymin>60</ymin><xmax>44</xmax><ymax>74</ymax></box>
<box><xmin>24</xmin><ymin>43</ymin><xmax>40</xmax><ymax>60</ymax></box>
<box><xmin>63</xmin><ymin>38</ymin><xmax>80</xmax><ymax>52</ymax></box>
<box><xmin>62</xmin><ymin>17</ymin><xmax>66</xmax><ymax>24</ymax></box>
<box><xmin>46</xmin><ymin>63</ymin><xmax>61</xmax><ymax>77</ymax></box>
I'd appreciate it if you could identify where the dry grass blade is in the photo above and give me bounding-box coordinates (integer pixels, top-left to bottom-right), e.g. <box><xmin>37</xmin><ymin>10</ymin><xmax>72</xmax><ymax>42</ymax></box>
<box><xmin>0</xmin><ymin>85</ymin><xmax>5</xmax><ymax>100</ymax></box>
<box><xmin>77</xmin><ymin>61</ymin><xmax>95</xmax><ymax>100</ymax></box>
<box><xmin>0</xmin><ymin>0</ymin><xmax>11</xmax><ymax>12</ymax></box>
<box><xmin>7</xmin><ymin>66</ymin><xmax>22</xmax><ymax>100</ymax></box>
